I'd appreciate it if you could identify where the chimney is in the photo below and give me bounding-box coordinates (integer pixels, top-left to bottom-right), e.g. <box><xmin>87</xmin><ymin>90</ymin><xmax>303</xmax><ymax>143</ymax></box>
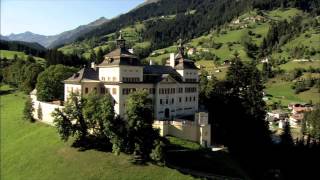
<box><xmin>170</xmin><ymin>53</ymin><xmax>175</xmax><ymax>68</ymax></box>
<box><xmin>149</xmin><ymin>59</ymin><xmax>154</xmax><ymax>66</ymax></box>
<box><xmin>91</xmin><ymin>62</ymin><xmax>96</xmax><ymax>70</ymax></box>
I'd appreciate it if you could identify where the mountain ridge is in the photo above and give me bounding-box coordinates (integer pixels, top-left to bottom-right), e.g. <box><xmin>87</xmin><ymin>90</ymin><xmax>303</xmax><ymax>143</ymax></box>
<box><xmin>1</xmin><ymin>17</ymin><xmax>109</xmax><ymax>48</ymax></box>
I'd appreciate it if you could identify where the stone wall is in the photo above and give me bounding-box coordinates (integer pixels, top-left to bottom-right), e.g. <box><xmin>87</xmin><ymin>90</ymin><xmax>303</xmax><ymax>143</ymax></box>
<box><xmin>153</xmin><ymin>112</ymin><xmax>211</xmax><ymax>147</ymax></box>
<box><xmin>30</xmin><ymin>94</ymin><xmax>63</xmax><ymax>125</ymax></box>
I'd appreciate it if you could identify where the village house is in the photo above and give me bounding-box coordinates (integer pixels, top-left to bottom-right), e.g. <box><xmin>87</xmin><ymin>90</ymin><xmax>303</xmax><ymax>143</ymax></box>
<box><xmin>288</xmin><ymin>103</ymin><xmax>313</xmax><ymax>127</ymax></box>
<box><xmin>187</xmin><ymin>47</ymin><xmax>196</xmax><ymax>56</ymax></box>
<box><xmin>64</xmin><ymin>34</ymin><xmax>200</xmax><ymax>120</ymax></box>
<box><xmin>267</xmin><ymin>110</ymin><xmax>288</xmax><ymax>121</ymax></box>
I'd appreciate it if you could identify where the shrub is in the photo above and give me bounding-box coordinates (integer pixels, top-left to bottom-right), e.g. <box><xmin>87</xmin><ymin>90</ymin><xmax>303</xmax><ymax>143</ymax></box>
<box><xmin>150</xmin><ymin>139</ymin><xmax>166</xmax><ymax>165</ymax></box>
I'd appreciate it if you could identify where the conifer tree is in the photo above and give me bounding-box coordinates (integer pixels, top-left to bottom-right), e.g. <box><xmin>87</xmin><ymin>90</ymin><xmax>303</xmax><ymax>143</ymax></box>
<box><xmin>37</xmin><ymin>103</ymin><xmax>43</xmax><ymax>120</ymax></box>
<box><xmin>280</xmin><ymin>121</ymin><xmax>294</xmax><ymax>147</ymax></box>
<box><xmin>23</xmin><ymin>97</ymin><xmax>35</xmax><ymax>122</ymax></box>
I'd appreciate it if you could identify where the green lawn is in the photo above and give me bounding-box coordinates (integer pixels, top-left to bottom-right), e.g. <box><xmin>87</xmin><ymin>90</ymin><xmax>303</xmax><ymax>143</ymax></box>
<box><xmin>265</xmin><ymin>78</ymin><xmax>320</xmax><ymax>105</ymax></box>
<box><xmin>0</xmin><ymin>85</ymin><xmax>195</xmax><ymax>180</ymax></box>
<box><xmin>279</xmin><ymin>61</ymin><xmax>320</xmax><ymax>71</ymax></box>
<box><xmin>266</xmin><ymin>8</ymin><xmax>303</xmax><ymax>21</ymax></box>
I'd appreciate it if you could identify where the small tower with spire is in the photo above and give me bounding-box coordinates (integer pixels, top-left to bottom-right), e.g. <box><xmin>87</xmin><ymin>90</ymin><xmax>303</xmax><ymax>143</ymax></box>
<box><xmin>177</xmin><ymin>38</ymin><xmax>185</xmax><ymax>57</ymax></box>
<box><xmin>117</xmin><ymin>31</ymin><xmax>126</xmax><ymax>49</ymax></box>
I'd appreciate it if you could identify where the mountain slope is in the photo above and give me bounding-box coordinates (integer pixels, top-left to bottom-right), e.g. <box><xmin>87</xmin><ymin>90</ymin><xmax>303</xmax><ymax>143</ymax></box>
<box><xmin>47</xmin><ymin>17</ymin><xmax>109</xmax><ymax>48</ymax></box>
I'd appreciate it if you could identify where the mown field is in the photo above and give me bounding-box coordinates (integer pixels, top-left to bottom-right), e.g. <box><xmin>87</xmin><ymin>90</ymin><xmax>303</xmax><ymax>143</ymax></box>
<box><xmin>0</xmin><ymin>85</ymin><xmax>195</xmax><ymax>180</ymax></box>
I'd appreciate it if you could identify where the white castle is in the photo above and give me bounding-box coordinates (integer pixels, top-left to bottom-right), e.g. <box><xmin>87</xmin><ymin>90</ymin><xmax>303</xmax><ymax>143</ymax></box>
<box><xmin>64</xmin><ymin>35</ymin><xmax>199</xmax><ymax>120</ymax></box>
<box><xmin>31</xmin><ymin>35</ymin><xmax>211</xmax><ymax>146</ymax></box>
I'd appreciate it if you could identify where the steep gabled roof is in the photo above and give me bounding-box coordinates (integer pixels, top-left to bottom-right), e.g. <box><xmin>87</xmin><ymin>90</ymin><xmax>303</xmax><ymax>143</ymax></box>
<box><xmin>143</xmin><ymin>65</ymin><xmax>182</xmax><ymax>83</ymax></box>
<box><xmin>97</xmin><ymin>33</ymin><xmax>140</xmax><ymax>67</ymax></box>
<box><xmin>174</xmin><ymin>58</ymin><xmax>199</xmax><ymax>70</ymax></box>
<box><xmin>64</xmin><ymin>67</ymin><xmax>99</xmax><ymax>83</ymax></box>
<box><xmin>97</xmin><ymin>48</ymin><xmax>140</xmax><ymax>66</ymax></box>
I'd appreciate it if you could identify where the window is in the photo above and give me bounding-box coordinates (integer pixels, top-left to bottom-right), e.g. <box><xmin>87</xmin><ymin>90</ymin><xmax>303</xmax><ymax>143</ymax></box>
<box><xmin>112</xmin><ymin>88</ymin><xmax>116</xmax><ymax>95</ymax></box>
<box><xmin>100</xmin><ymin>87</ymin><xmax>105</xmax><ymax>94</ymax></box>
<box><xmin>194</xmin><ymin>96</ymin><xmax>196</xmax><ymax>101</ymax></box>
<box><xmin>172</xmin><ymin>98</ymin><xmax>174</xmax><ymax>104</ymax></box>
<box><xmin>189</xmin><ymin>97</ymin><xmax>192</xmax><ymax>101</ymax></box>
<box><xmin>122</xmin><ymin>77</ymin><xmax>140</xmax><ymax>82</ymax></box>
<box><xmin>94</xmin><ymin>87</ymin><xmax>97</xmax><ymax>92</ymax></box>
<box><xmin>113</xmin><ymin>77</ymin><xmax>116</xmax><ymax>81</ymax></box>
<box><xmin>149</xmin><ymin>88</ymin><xmax>155</xmax><ymax>94</ymax></box>
<box><xmin>122</xmin><ymin>88</ymin><xmax>136</xmax><ymax>95</ymax></box>
<box><xmin>160</xmin><ymin>99</ymin><xmax>163</xmax><ymax>105</ymax></box>
<box><xmin>185</xmin><ymin>97</ymin><xmax>188</xmax><ymax>102</ymax></box>
<box><xmin>85</xmin><ymin>87</ymin><xmax>88</xmax><ymax>94</ymax></box>
<box><xmin>166</xmin><ymin>99</ymin><xmax>168</xmax><ymax>104</ymax></box>
<box><xmin>179</xmin><ymin>97</ymin><xmax>182</xmax><ymax>103</ymax></box>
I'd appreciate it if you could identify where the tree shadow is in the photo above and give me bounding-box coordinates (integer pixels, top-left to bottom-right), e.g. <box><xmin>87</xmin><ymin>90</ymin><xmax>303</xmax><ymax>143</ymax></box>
<box><xmin>71</xmin><ymin>135</ymin><xmax>112</xmax><ymax>153</ymax></box>
<box><xmin>0</xmin><ymin>89</ymin><xmax>16</xmax><ymax>95</ymax></box>
<box><xmin>165</xmin><ymin>141</ymin><xmax>247</xmax><ymax>180</ymax></box>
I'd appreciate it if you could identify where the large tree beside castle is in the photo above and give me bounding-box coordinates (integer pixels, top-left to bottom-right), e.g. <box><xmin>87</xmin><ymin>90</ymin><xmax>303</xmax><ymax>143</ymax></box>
<box><xmin>52</xmin><ymin>90</ymin><xmax>165</xmax><ymax>163</ymax></box>
<box><xmin>36</xmin><ymin>65</ymin><xmax>77</xmax><ymax>102</ymax></box>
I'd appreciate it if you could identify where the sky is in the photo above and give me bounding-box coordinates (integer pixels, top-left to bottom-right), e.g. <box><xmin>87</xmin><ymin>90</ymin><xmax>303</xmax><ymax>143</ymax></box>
<box><xmin>1</xmin><ymin>0</ymin><xmax>145</xmax><ymax>36</ymax></box>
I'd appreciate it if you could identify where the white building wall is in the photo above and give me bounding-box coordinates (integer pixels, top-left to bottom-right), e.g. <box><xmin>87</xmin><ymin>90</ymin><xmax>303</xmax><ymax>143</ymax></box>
<box><xmin>177</xmin><ymin>69</ymin><xmax>199</xmax><ymax>82</ymax></box>
<box><xmin>154</xmin><ymin>83</ymin><xmax>199</xmax><ymax>120</ymax></box>
<box><xmin>99</xmin><ymin>67</ymin><xmax>120</xmax><ymax>82</ymax></box>
<box><xmin>118</xmin><ymin>83</ymin><xmax>155</xmax><ymax>117</ymax></box>
<box><xmin>64</xmin><ymin>84</ymin><xmax>82</xmax><ymax>101</ymax></box>
<box><xmin>103</xmin><ymin>84</ymin><xmax>121</xmax><ymax>115</ymax></box>
<box><xmin>119</xmin><ymin>66</ymin><xmax>144</xmax><ymax>82</ymax></box>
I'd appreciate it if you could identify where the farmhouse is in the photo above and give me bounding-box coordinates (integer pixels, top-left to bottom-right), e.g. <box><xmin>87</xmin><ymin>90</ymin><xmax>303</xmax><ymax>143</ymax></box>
<box><xmin>64</xmin><ymin>35</ymin><xmax>199</xmax><ymax>120</ymax></box>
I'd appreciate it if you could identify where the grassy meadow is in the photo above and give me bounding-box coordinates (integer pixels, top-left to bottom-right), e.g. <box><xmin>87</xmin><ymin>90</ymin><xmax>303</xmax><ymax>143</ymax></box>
<box><xmin>1</xmin><ymin>85</ymin><xmax>249</xmax><ymax>179</ymax></box>
<box><xmin>0</xmin><ymin>85</ymin><xmax>196</xmax><ymax>180</ymax></box>
<box><xmin>0</xmin><ymin>50</ymin><xmax>46</xmax><ymax>65</ymax></box>
<box><xmin>265</xmin><ymin>78</ymin><xmax>320</xmax><ymax>106</ymax></box>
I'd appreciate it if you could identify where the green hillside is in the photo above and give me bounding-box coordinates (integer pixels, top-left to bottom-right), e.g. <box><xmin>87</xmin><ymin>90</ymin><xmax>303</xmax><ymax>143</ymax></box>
<box><xmin>147</xmin><ymin>8</ymin><xmax>318</xmax><ymax>64</ymax></box>
<box><xmin>59</xmin><ymin>8</ymin><xmax>319</xmax><ymax>65</ymax></box>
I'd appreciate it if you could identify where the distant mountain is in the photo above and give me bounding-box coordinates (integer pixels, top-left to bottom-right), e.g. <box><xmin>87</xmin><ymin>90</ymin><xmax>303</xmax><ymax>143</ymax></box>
<box><xmin>2</xmin><ymin>17</ymin><xmax>109</xmax><ymax>48</ymax></box>
<box><xmin>0</xmin><ymin>35</ymin><xmax>10</xmax><ymax>41</ymax></box>
<box><xmin>5</xmin><ymin>31</ymin><xmax>57</xmax><ymax>48</ymax></box>
<box><xmin>47</xmin><ymin>17</ymin><xmax>109</xmax><ymax>48</ymax></box>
